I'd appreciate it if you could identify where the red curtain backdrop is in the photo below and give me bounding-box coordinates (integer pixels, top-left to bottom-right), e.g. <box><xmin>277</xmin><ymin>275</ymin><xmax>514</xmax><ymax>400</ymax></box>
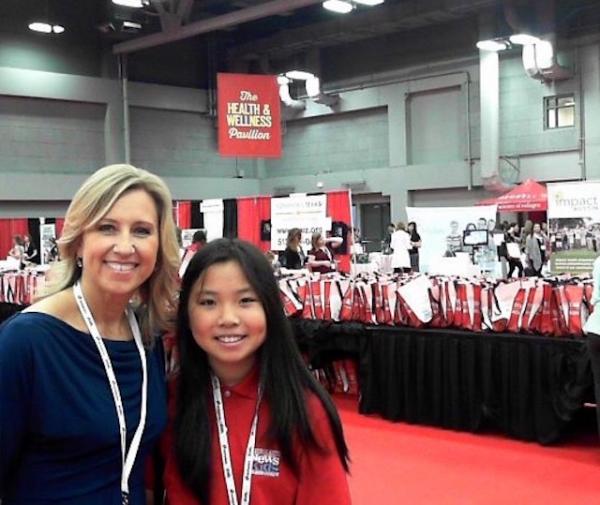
<box><xmin>237</xmin><ymin>196</ymin><xmax>271</xmax><ymax>251</ymax></box>
<box><xmin>177</xmin><ymin>201</ymin><xmax>191</xmax><ymax>229</ymax></box>
<box><xmin>55</xmin><ymin>218</ymin><xmax>65</xmax><ymax>238</ymax></box>
<box><xmin>0</xmin><ymin>218</ymin><xmax>29</xmax><ymax>259</ymax></box>
<box><xmin>327</xmin><ymin>190</ymin><xmax>352</xmax><ymax>273</ymax></box>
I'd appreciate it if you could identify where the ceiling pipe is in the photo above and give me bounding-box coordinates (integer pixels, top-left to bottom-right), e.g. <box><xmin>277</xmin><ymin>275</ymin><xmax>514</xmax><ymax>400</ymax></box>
<box><xmin>113</xmin><ymin>0</ymin><xmax>324</xmax><ymax>54</ymax></box>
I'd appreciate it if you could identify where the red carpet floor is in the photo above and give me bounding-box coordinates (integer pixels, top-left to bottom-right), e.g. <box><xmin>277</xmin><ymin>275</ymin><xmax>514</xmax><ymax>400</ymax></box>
<box><xmin>336</xmin><ymin>397</ymin><xmax>600</xmax><ymax>504</ymax></box>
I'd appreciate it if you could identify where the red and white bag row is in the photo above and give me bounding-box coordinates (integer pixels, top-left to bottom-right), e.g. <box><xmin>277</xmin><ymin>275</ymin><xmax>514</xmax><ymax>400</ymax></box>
<box><xmin>0</xmin><ymin>272</ymin><xmax>45</xmax><ymax>306</ymax></box>
<box><xmin>279</xmin><ymin>273</ymin><xmax>593</xmax><ymax>338</ymax></box>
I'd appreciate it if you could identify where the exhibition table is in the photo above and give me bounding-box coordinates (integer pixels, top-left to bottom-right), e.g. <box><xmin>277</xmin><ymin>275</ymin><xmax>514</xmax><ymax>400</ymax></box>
<box><xmin>290</xmin><ymin>319</ymin><xmax>594</xmax><ymax>444</ymax></box>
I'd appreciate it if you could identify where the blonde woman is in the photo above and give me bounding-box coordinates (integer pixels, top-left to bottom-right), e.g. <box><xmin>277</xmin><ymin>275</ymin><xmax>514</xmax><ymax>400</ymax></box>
<box><xmin>0</xmin><ymin>164</ymin><xmax>180</xmax><ymax>504</ymax></box>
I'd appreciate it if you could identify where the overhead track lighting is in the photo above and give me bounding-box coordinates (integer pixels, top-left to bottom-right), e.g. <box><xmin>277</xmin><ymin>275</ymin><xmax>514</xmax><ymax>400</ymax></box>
<box><xmin>284</xmin><ymin>70</ymin><xmax>316</xmax><ymax>81</ymax></box>
<box><xmin>323</xmin><ymin>0</ymin><xmax>354</xmax><ymax>14</ymax></box>
<box><xmin>509</xmin><ymin>34</ymin><xmax>540</xmax><ymax>46</ymax></box>
<box><xmin>112</xmin><ymin>0</ymin><xmax>145</xmax><ymax>7</ymax></box>
<box><xmin>28</xmin><ymin>21</ymin><xmax>65</xmax><ymax>34</ymax></box>
<box><xmin>476</xmin><ymin>39</ymin><xmax>510</xmax><ymax>52</ymax></box>
<box><xmin>353</xmin><ymin>0</ymin><xmax>384</xmax><ymax>5</ymax></box>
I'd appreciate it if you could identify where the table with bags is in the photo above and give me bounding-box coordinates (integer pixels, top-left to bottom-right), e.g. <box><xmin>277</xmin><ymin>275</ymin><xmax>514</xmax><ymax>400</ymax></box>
<box><xmin>282</xmin><ymin>272</ymin><xmax>596</xmax><ymax>444</ymax></box>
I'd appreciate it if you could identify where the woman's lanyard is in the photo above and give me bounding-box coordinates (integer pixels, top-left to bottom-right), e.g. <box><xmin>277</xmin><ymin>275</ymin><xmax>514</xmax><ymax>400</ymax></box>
<box><xmin>211</xmin><ymin>373</ymin><xmax>262</xmax><ymax>505</ymax></box>
<box><xmin>73</xmin><ymin>281</ymin><xmax>148</xmax><ymax>505</ymax></box>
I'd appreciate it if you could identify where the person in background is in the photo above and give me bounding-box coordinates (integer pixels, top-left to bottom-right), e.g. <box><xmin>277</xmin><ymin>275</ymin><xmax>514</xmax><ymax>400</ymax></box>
<box><xmin>23</xmin><ymin>234</ymin><xmax>39</xmax><ymax>264</ymax></box>
<box><xmin>162</xmin><ymin>239</ymin><xmax>351</xmax><ymax>505</ymax></box>
<box><xmin>584</xmin><ymin>255</ymin><xmax>600</xmax><ymax>438</ymax></box>
<box><xmin>525</xmin><ymin>222</ymin><xmax>544</xmax><ymax>277</ymax></box>
<box><xmin>0</xmin><ymin>164</ymin><xmax>180</xmax><ymax>504</ymax></box>
<box><xmin>391</xmin><ymin>221</ymin><xmax>412</xmax><ymax>274</ymax></box>
<box><xmin>281</xmin><ymin>228</ymin><xmax>306</xmax><ymax>270</ymax></box>
<box><xmin>307</xmin><ymin>231</ymin><xmax>343</xmax><ymax>274</ymax></box>
<box><xmin>265</xmin><ymin>250</ymin><xmax>281</xmax><ymax>272</ymax></box>
<box><xmin>382</xmin><ymin>223</ymin><xmax>396</xmax><ymax>254</ymax></box>
<box><xmin>506</xmin><ymin>222</ymin><xmax>523</xmax><ymax>278</ymax></box>
<box><xmin>407</xmin><ymin>221</ymin><xmax>422</xmax><ymax>272</ymax></box>
<box><xmin>521</xmin><ymin>220</ymin><xmax>533</xmax><ymax>250</ymax></box>
<box><xmin>46</xmin><ymin>237</ymin><xmax>59</xmax><ymax>263</ymax></box>
<box><xmin>180</xmin><ymin>230</ymin><xmax>208</xmax><ymax>278</ymax></box>
<box><xmin>8</xmin><ymin>234</ymin><xmax>26</xmax><ymax>269</ymax></box>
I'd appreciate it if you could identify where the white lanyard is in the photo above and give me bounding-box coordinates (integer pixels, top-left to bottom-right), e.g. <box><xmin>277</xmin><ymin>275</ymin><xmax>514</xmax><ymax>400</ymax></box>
<box><xmin>73</xmin><ymin>281</ymin><xmax>148</xmax><ymax>505</ymax></box>
<box><xmin>211</xmin><ymin>373</ymin><xmax>261</xmax><ymax>505</ymax></box>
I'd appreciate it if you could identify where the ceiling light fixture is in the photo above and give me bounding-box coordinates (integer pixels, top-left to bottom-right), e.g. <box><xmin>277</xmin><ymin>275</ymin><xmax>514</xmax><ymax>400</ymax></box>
<box><xmin>322</xmin><ymin>0</ymin><xmax>354</xmax><ymax>14</ymax></box>
<box><xmin>353</xmin><ymin>0</ymin><xmax>384</xmax><ymax>5</ymax></box>
<box><xmin>476</xmin><ymin>39</ymin><xmax>510</xmax><ymax>52</ymax></box>
<box><xmin>285</xmin><ymin>70</ymin><xmax>315</xmax><ymax>81</ymax></box>
<box><xmin>28</xmin><ymin>21</ymin><xmax>65</xmax><ymax>34</ymax></box>
<box><xmin>509</xmin><ymin>33</ymin><xmax>540</xmax><ymax>45</ymax></box>
<box><xmin>112</xmin><ymin>0</ymin><xmax>144</xmax><ymax>7</ymax></box>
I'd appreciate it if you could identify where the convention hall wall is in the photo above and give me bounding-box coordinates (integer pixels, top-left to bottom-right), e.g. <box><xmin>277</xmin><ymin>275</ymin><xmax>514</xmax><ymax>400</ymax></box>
<box><xmin>1</xmin><ymin>27</ymin><xmax>599</xmax><ymax>222</ymax></box>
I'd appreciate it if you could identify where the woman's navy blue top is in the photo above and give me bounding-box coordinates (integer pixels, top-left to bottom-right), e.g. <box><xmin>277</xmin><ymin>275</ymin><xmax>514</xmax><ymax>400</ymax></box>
<box><xmin>0</xmin><ymin>312</ymin><xmax>167</xmax><ymax>505</ymax></box>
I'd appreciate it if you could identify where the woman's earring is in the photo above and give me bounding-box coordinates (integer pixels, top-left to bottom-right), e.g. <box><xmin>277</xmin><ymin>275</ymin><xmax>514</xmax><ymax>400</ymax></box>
<box><xmin>76</xmin><ymin>257</ymin><xmax>83</xmax><ymax>268</ymax></box>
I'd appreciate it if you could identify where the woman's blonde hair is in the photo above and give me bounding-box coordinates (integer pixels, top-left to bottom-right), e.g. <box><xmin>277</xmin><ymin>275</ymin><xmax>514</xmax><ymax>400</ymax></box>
<box><xmin>41</xmin><ymin>164</ymin><xmax>180</xmax><ymax>342</ymax></box>
<box><xmin>311</xmin><ymin>231</ymin><xmax>323</xmax><ymax>251</ymax></box>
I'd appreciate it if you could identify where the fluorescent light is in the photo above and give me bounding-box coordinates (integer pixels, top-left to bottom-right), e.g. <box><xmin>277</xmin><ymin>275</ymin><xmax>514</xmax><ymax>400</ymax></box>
<box><xmin>285</xmin><ymin>70</ymin><xmax>315</xmax><ymax>81</ymax></box>
<box><xmin>306</xmin><ymin>76</ymin><xmax>321</xmax><ymax>97</ymax></box>
<box><xmin>476</xmin><ymin>39</ymin><xmax>509</xmax><ymax>51</ymax></box>
<box><xmin>112</xmin><ymin>0</ymin><xmax>144</xmax><ymax>7</ymax></box>
<box><xmin>28</xmin><ymin>22</ymin><xmax>52</xmax><ymax>33</ymax></box>
<box><xmin>535</xmin><ymin>40</ymin><xmax>554</xmax><ymax>69</ymax></box>
<box><xmin>353</xmin><ymin>0</ymin><xmax>384</xmax><ymax>5</ymax></box>
<box><xmin>52</xmin><ymin>25</ymin><xmax>65</xmax><ymax>34</ymax></box>
<box><xmin>323</xmin><ymin>0</ymin><xmax>353</xmax><ymax>14</ymax></box>
<box><xmin>509</xmin><ymin>33</ymin><xmax>540</xmax><ymax>45</ymax></box>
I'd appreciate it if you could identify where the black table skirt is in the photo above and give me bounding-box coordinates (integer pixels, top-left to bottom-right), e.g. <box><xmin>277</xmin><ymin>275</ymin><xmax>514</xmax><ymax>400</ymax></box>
<box><xmin>360</xmin><ymin>328</ymin><xmax>594</xmax><ymax>444</ymax></box>
<box><xmin>289</xmin><ymin>318</ymin><xmax>594</xmax><ymax>445</ymax></box>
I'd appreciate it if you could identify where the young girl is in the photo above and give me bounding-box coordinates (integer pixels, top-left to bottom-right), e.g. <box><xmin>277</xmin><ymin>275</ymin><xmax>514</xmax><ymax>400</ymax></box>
<box><xmin>162</xmin><ymin>238</ymin><xmax>351</xmax><ymax>504</ymax></box>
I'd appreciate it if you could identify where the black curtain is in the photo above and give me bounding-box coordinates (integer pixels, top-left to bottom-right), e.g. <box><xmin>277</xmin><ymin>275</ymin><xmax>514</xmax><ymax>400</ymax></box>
<box><xmin>190</xmin><ymin>200</ymin><xmax>204</xmax><ymax>229</ymax></box>
<box><xmin>223</xmin><ymin>199</ymin><xmax>238</xmax><ymax>239</ymax></box>
<box><xmin>27</xmin><ymin>218</ymin><xmax>41</xmax><ymax>262</ymax></box>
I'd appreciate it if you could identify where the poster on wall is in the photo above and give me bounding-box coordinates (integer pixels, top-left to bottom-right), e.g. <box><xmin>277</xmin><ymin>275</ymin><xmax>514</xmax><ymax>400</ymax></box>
<box><xmin>406</xmin><ymin>205</ymin><xmax>498</xmax><ymax>274</ymax></box>
<box><xmin>271</xmin><ymin>194</ymin><xmax>328</xmax><ymax>251</ymax></box>
<box><xmin>217</xmin><ymin>73</ymin><xmax>281</xmax><ymax>158</ymax></box>
<box><xmin>200</xmin><ymin>199</ymin><xmax>224</xmax><ymax>242</ymax></box>
<box><xmin>39</xmin><ymin>223</ymin><xmax>56</xmax><ymax>265</ymax></box>
<box><xmin>547</xmin><ymin>181</ymin><xmax>600</xmax><ymax>274</ymax></box>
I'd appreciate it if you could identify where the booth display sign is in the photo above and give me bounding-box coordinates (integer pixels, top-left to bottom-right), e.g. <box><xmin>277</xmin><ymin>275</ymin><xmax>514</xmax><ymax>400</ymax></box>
<box><xmin>406</xmin><ymin>205</ymin><xmax>498</xmax><ymax>274</ymax></box>
<box><xmin>271</xmin><ymin>194</ymin><xmax>328</xmax><ymax>251</ymax></box>
<box><xmin>548</xmin><ymin>181</ymin><xmax>600</xmax><ymax>274</ymax></box>
<box><xmin>217</xmin><ymin>73</ymin><xmax>281</xmax><ymax>158</ymax></box>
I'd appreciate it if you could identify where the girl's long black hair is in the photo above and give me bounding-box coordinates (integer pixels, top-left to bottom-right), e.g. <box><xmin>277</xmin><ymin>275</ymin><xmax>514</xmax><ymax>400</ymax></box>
<box><xmin>173</xmin><ymin>238</ymin><xmax>350</xmax><ymax>503</ymax></box>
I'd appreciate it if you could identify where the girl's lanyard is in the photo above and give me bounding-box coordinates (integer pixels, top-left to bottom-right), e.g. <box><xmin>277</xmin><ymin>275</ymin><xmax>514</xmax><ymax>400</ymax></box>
<box><xmin>211</xmin><ymin>373</ymin><xmax>261</xmax><ymax>505</ymax></box>
<box><xmin>73</xmin><ymin>281</ymin><xmax>148</xmax><ymax>505</ymax></box>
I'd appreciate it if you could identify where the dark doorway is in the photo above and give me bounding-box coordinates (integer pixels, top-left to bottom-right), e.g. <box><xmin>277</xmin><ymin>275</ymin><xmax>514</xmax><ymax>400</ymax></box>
<box><xmin>360</xmin><ymin>203</ymin><xmax>390</xmax><ymax>252</ymax></box>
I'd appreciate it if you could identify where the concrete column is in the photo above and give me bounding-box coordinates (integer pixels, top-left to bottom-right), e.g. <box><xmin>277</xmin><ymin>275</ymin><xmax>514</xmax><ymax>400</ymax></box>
<box><xmin>479</xmin><ymin>49</ymin><xmax>500</xmax><ymax>181</ymax></box>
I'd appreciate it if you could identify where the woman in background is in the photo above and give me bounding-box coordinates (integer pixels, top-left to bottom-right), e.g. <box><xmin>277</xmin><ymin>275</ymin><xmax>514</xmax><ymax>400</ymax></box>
<box><xmin>407</xmin><ymin>221</ymin><xmax>422</xmax><ymax>272</ymax></box>
<box><xmin>391</xmin><ymin>222</ymin><xmax>412</xmax><ymax>274</ymax></box>
<box><xmin>8</xmin><ymin>235</ymin><xmax>26</xmax><ymax>269</ymax></box>
<box><xmin>525</xmin><ymin>223</ymin><xmax>544</xmax><ymax>276</ymax></box>
<box><xmin>307</xmin><ymin>231</ymin><xmax>343</xmax><ymax>274</ymax></box>
<box><xmin>281</xmin><ymin>228</ymin><xmax>305</xmax><ymax>270</ymax></box>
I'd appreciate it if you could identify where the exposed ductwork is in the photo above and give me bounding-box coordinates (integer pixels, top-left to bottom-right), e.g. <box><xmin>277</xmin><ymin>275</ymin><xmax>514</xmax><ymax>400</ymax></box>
<box><xmin>113</xmin><ymin>0</ymin><xmax>324</xmax><ymax>54</ymax></box>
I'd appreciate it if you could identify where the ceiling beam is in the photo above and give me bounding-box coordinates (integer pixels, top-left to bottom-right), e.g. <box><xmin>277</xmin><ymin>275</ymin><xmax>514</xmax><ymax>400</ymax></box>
<box><xmin>113</xmin><ymin>0</ymin><xmax>323</xmax><ymax>54</ymax></box>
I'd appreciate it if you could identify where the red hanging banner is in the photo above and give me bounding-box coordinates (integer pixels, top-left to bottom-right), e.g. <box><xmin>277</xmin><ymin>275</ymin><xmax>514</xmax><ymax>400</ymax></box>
<box><xmin>217</xmin><ymin>73</ymin><xmax>282</xmax><ymax>158</ymax></box>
